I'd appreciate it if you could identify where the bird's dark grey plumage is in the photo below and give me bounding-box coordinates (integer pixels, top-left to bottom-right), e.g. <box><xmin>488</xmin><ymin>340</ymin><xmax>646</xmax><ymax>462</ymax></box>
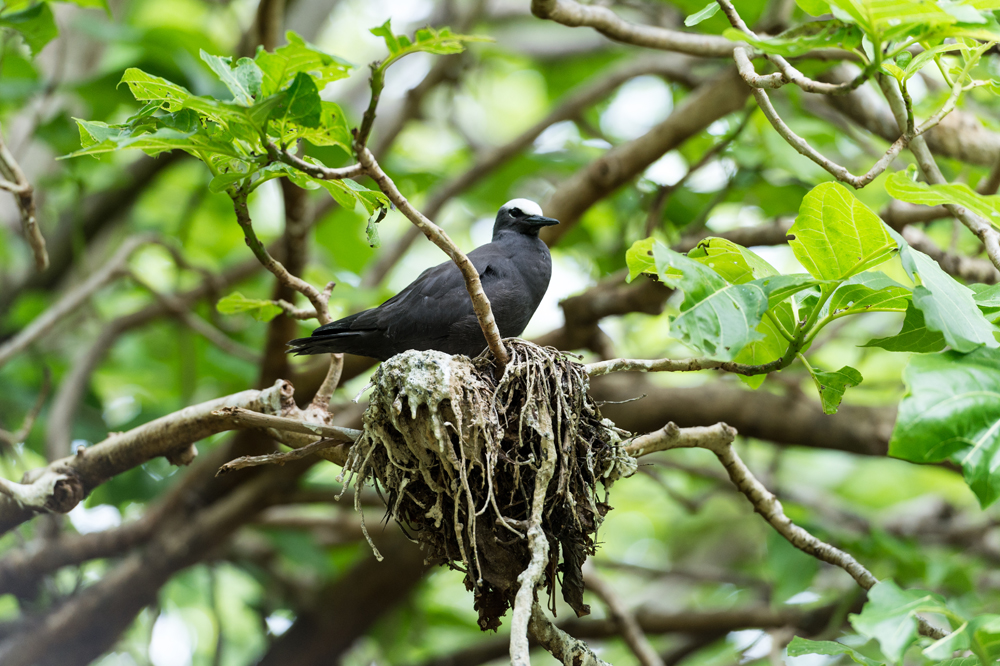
<box><xmin>288</xmin><ymin>199</ymin><xmax>559</xmax><ymax>360</ymax></box>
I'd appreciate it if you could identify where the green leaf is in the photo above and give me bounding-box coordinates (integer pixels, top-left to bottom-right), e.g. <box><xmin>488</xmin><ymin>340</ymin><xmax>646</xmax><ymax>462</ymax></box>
<box><xmin>653</xmin><ymin>242</ymin><xmax>768</xmax><ymax>360</ymax></box>
<box><xmin>890</xmin><ymin>348</ymin><xmax>1000</xmax><ymax>507</ymax></box>
<box><xmin>365</xmin><ymin>214</ymin><xmax>380</xmax><ymax>248</ymax></box>
<box><xmin>688</xmin><ymin>237</ymin><xmax>778</xmax><ymax>282</ymax></box>
<box><xmin>750</xmin><ymin>274</ymin><xmax>820</xmax><ymax>310</ymax></box>
<box><xmin>794</xmin><ymin>0</ymin><xmax>832</xmax><ymax>16</ymax></box>
<box><xmin>862</xmin><ymin>301</ymin><xmax>947</xmax><ymax>352</ymax></box>
<box><xmin>850</xmin><ymin>580</ymin><xmax>949</xmax><ymax>663</ymax></box>
<box><xmin>886</xmin><ymin>168</ymin><xmax>1000</xmax><ymax>228</ymax></box>
<box><xmin>889</xmin><ymin>227</ymin><xmax>999</xmax><ymax>352</ymax></box>
<box><xmin>314</xmin><ymin>175</ymin><xmax>389</xmax><ymax>215</ymax></box>
<box><xmin>216</xmin><ymin>292</ymin><xmax>282</xmax><ymax>322</ymax></box>
<box><xmin>828</xmin><ymin>0</ymin><xmax>956</xmax><ymax>40</ymax></box>
<box><xmin>60</xmin><ymin>0</ymin><xmax>109</xmax><ymax>11</ymax></box>
<box><xmin>254</xmin><ymin>31</ymin><xmax>351</xmax><ymax>97</ymax></box>
<box><xmin>200</xmin><ymin>50</ymin><xmax>263</xmax><ymax>106</ymax></box>
<box><xmin>65</xmin><ymin>120</ymin><xmax>240</xmax><ymax>159</ymax></box>
<box><xmin>812</xmin><ymin>365</ymin><xmax>863</xmax><ymax>414</ymax></box>
<box><xmin>372</xmin><ymin>20</ymin><xmax>491</xmax><ymax>72</ymax></box>
<box><xmin>684</xmin><ymin>1</ymin><xmax>720</xmax><ymax>26</ymax></box>
<box><xmin>270</xmin><ymin>71</ymin><xmax>321</xmax><ymax>132</ymax></box>
<box><xmin>723</xmin><ymin>20</ymin><xmax>863</xmax><ymax>57</ymax></box>
<box><xmin>789</xmin><ymin>182</ymin><xmax>898</xmax><ymax>282</ymax></box>
<box><xmin>786</xmin><ymin>637</ymin><xmax>884</xmax><ymax>666</ymax></box>
<box><xmin>625</xmin><ymin>237</ymin><xmax>657</xmax><ymax>282</ymax></box>
<box><xmin>294</xmin><ymin>101</ymin><xmax>352</xmax><ymax>151</ymax></box>
<box><xmin>0</xmin><ymin>2</ymin><xmax>58</xmax><ymax>56</ymax></box>
<box><xmin>119</xmin><ymin>68</ymin><xmax>193</xmax><ymax>111</ymax></box>
<box><xmin>826</xmin><ymin>272</ymin><xmax>911</xmax><ymax>318</ymax></box>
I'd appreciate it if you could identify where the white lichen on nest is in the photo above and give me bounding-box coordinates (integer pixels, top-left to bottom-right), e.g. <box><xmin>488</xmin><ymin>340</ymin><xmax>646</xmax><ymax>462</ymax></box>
<box><xmin>340</xmin><ymin>340</ymin><xmax>636</xmax><ymax>630</ymax></box>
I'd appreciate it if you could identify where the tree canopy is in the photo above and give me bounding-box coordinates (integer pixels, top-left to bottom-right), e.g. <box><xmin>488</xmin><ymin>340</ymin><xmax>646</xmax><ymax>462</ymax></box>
<box><xmin>2</xmin><ymin>0</ymin><xmax>1000</xmax><ymax>664</ymax></box>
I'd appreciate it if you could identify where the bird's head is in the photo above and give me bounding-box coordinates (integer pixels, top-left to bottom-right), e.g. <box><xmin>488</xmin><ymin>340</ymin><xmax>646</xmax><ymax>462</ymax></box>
<box><xmin>493</xmin><ymin>199</ymin><xmax>559</xmax><ymax>239</ymax></box>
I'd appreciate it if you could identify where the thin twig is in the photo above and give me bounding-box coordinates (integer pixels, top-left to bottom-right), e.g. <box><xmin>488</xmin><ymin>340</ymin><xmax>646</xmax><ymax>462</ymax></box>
<box><xmin>210</xmin><ymin>407</ymin><xmax>360</xmax><ymax>443</ymax></box>
<box><xmin>0</xmin><ymin>122</ymin><xmax>48</xmax><ymax>271</ymax></box>
<box><xmin>230</xmin><ymin>189</ymin><xmax>332</xmax><ymax>325</ymax></box>
<box><xmin>719</xmin><ymin>0</ymin><xmax>867</xmax><ymax>95</ymax></box>
<box><xmin>510</xmin><ymin>418</ymin><xmax>557</xmax><ymax>664</ymax></box>
<box><xmin>876</xmin><ymin>74</ymin><xmax>1000</xmax><ymax>272</ymax></box>
<box><xmin>626</xmin><ymin>422</ymin><xmax>948</xmax><ymax>640</ymax></box>
<box><xmin>585</xmin><ymin>356</ymin><xmax>787</xmax><ymax>378</ymax></box>
<box><xmin>0</xmin><ymin>368</ymin><xmax>50</xmax><ymax>448</ymax></box>
<box><xmin>268</xmin><ymin>144</ymin><xmax>364</xmax><ymax>181</ymax></box>
<box><xmin>583</xmin><ymin>563</ymin><xmax>665</xmax><ymax>666</ymax></box>
<box><xmin>129</xmin><ymin>271</ymin><xmax>261</xmax><ymax>363</ymax></box>
<box><xmin>357</xmin><ymin>148</ymin><xmax>510</xmax><ymax>367</ymax></box>
<box><xmin>528</xmin><ymin>602</ymin><xmax>611</xmax><ymax>666</ymax></box>
<box><xmin>0</xmin><ymin>235</ymin><xmax>153</xmax><ymax>369</ymax></box>
<box><xmin>216</xmin><ymin>438</ymin><xmax>345</xmax><ymax>476</ymax></box>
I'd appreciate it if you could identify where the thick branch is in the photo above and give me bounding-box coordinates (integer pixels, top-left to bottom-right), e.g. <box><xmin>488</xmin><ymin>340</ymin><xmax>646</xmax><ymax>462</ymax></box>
<box><xmin>0</xmin><ymin>380</ymin><xmax>295</xmax><ymax>535</ymax></box>
<box><xmin>542</xmin><ymin>67</ymin><xmax>750</xmax><ymax>244</ymax></box>
<box><xmin>531</xmin><ymin>0</ymin><xmax>740</xmax><ymax>57</ymax></box>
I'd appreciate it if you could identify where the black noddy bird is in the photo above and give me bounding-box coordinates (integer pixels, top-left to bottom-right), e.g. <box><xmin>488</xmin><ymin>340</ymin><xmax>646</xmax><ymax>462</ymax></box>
<box><xmin>288</xmin><ymin>199</ymin><xmax>559</xmax><ymax>360</ymax></box>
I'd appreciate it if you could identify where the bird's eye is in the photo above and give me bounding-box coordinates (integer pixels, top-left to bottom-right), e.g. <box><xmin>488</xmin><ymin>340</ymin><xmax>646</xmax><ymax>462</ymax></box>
<box><xmin>511</xmin><ymin>208</ymin><xmax>523</xmax><ymax>218</ymax></box>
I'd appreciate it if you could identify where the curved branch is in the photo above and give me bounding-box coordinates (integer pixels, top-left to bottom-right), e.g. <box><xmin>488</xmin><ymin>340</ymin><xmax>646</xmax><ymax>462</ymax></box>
<box><xmin>531</xmin><ymin>0</ymin><xmax>740</xmax><ymax>57</ymax></box>
<box><xmin>357</xmin><ymin>148</ymin><xmax>510</xmax><ymax>367</ymax></box>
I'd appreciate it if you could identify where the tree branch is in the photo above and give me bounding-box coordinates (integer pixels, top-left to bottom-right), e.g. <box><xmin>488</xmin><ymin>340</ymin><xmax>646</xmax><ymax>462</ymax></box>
<box><xmin>583</xmin><ymin>564</ymin><xmax>664</xmax><ymax>666</ymax></box>
<box><xmin>357</xmin><ymin>148</ymin><xmax>510</xmax><ymax>367</ymax></box>
<box><xmin>0</xmin><ymin>122</ymin><xmax>47</xmax><ymax>271</ymax></box>
<box><xmin>0</xmin><ymin>235</ymin><xmax>153</xmax><ymax>369</ymax></box>
<box><xmin>0</xmin><ymin>380</ymin><xmax>296</xmax><ymax>535</ymax></box>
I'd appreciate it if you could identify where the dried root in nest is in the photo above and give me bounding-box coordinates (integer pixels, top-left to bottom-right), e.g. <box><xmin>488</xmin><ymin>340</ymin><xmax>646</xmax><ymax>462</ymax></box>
<box><xmin>340</xmin><ymin>339</ymin><xmax>636</xmax><ymax>632</ymax></box>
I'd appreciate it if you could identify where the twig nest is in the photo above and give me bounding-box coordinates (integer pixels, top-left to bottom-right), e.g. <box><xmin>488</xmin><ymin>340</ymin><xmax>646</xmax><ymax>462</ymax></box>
<box><xmin>341</xmin><ymin>340</ymin><xmax>636</xmax><ymax>631</ymax></box>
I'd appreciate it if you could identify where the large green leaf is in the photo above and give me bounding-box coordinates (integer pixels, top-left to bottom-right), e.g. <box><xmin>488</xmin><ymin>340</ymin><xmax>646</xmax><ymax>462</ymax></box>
<box><xmin>652</xmin><ymin>242</ymin><xmax>768</xmax><ymax>360</ymax></box>
<box><xmin>890</xmin><ymin>348</ymin><xmax>1000</xmax><ymax>507</ymax></box>
<box><xmin>294</xmin><ymin>101</ymin><xmax>352</xmax><ymax>151</ymax></box>
<box><xmin>371</xmin><ymin>19</ymin><xmax>491</xmax><ymax>72</ymax></box>
<box><xmin>200</xmin><ymin>51</ymin><xmax>263</xmax><ymax>106</ymax></box>
<box><xmin>862</xmin><ymin>302</ymin><xmax>947</xmax><ymax>352</ymax></box>
<box><xmin>0</xmin><ymin>2</ymin><xmax>57</xmax><ymax>56</ymax></box>
<box><xmin>812</xmin><ymin>365</ymin><xmax>863</xmax><ymax>414</ymax></box>
<box><xmin>889</xmin><ymin>229</ymin><xmax>999</xmax><ymax>352</ymax></box>
<box><xmin>625</xmin><ymin>237</ymin><xmax>657</xmax><ymax>282</ymax></box>
<box><xmin>723</xmin><ymin>19</ymin><xmax>863</xmax><ymax>57</ymax></box>
<box><xmin>216</xmin><ymin>292</ymin><xmax>282</xmax><ymax>322</ymax></box>
<box><xmin>789</xmin><ymin>182</ymin><xmax>898</xmax><ymax>282</ymax></box>
<box><xmin>67</xmin><ymin>120</ymin><xmax>240</xmax><ymax>159</ymax></box>
<box><xmin>687</xmin><ymin>237</ymin><xmax>778</xmax><ymax>282</ymax></box>
<box><xmin>886</xmin><ymin>169</ymin><xmax>1000</xmax><ymax>228</ymax></box>
<box><xmin>849</xmin><ymin>580</ymin><xmax>950</xmax><ymax>663</ymax></box>
<box><xmin>825</xmin><ymin>271</ymin><xmax>911</xmax><ymax>318</ymax></box>
<box><xmin>119</xmin><ymin>68</ymin><xmax>193</xmax><ymax>111</ymax></box>
<box><xmin>786</xmin><ymin>637</ymin><xmax>884</xmax><ymax>666</ymax></box>
<box><xmin>255</xmin><ymin>31</ymin><xmax>351</xmax><ymax>97</ymax></box>
<box><xmin>829</xmin><ymin>0</ymin><xmax>955</xmax><ymax>39</ymax></box>
<box><xmin>269</xmin><ymin>71</ymin><xmax>321</xmax><ymax>131</ymax></box>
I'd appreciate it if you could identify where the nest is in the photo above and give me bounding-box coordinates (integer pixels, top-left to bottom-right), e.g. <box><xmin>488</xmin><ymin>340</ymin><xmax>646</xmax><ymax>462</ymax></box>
<box><xmin>340</xmin><ymin>339</ymin><xmax>636</xmax><ymax>631</ymax></box>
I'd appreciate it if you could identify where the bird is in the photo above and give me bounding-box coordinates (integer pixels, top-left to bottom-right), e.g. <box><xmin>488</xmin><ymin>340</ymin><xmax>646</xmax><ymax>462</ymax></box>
<box><xmin>288</xmin><ymin>199</ymin><xmax>559</xmax><ymax>360</ymax></box>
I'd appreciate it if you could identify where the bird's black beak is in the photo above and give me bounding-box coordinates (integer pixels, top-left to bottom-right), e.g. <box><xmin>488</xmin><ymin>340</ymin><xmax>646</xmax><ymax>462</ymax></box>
<box><xmin>525</xmin><ymin>215</ymin><xmax>559</xmax><ymax>227</ymax></box>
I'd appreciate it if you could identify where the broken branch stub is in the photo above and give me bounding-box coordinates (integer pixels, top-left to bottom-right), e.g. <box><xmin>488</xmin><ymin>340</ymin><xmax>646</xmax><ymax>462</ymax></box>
<box><xmin>339</xmin><ymin>340</ymin><xmax>636</xmax><ymax>633</ymax></box>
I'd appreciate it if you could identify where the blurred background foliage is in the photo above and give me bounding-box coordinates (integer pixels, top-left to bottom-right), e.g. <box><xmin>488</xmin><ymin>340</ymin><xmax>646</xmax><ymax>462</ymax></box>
<box><xmin>1</xmin><ymin>0</ymin><xmax>1000</xmax><ymax>664</ymax></box>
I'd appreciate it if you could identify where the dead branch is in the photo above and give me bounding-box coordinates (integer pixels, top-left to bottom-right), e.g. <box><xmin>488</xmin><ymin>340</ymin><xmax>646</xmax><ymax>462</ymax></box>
<box><xmin>216</xmin><ymin>437</ymin><xmax>347</xmax><ymax>475</ymax></box>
